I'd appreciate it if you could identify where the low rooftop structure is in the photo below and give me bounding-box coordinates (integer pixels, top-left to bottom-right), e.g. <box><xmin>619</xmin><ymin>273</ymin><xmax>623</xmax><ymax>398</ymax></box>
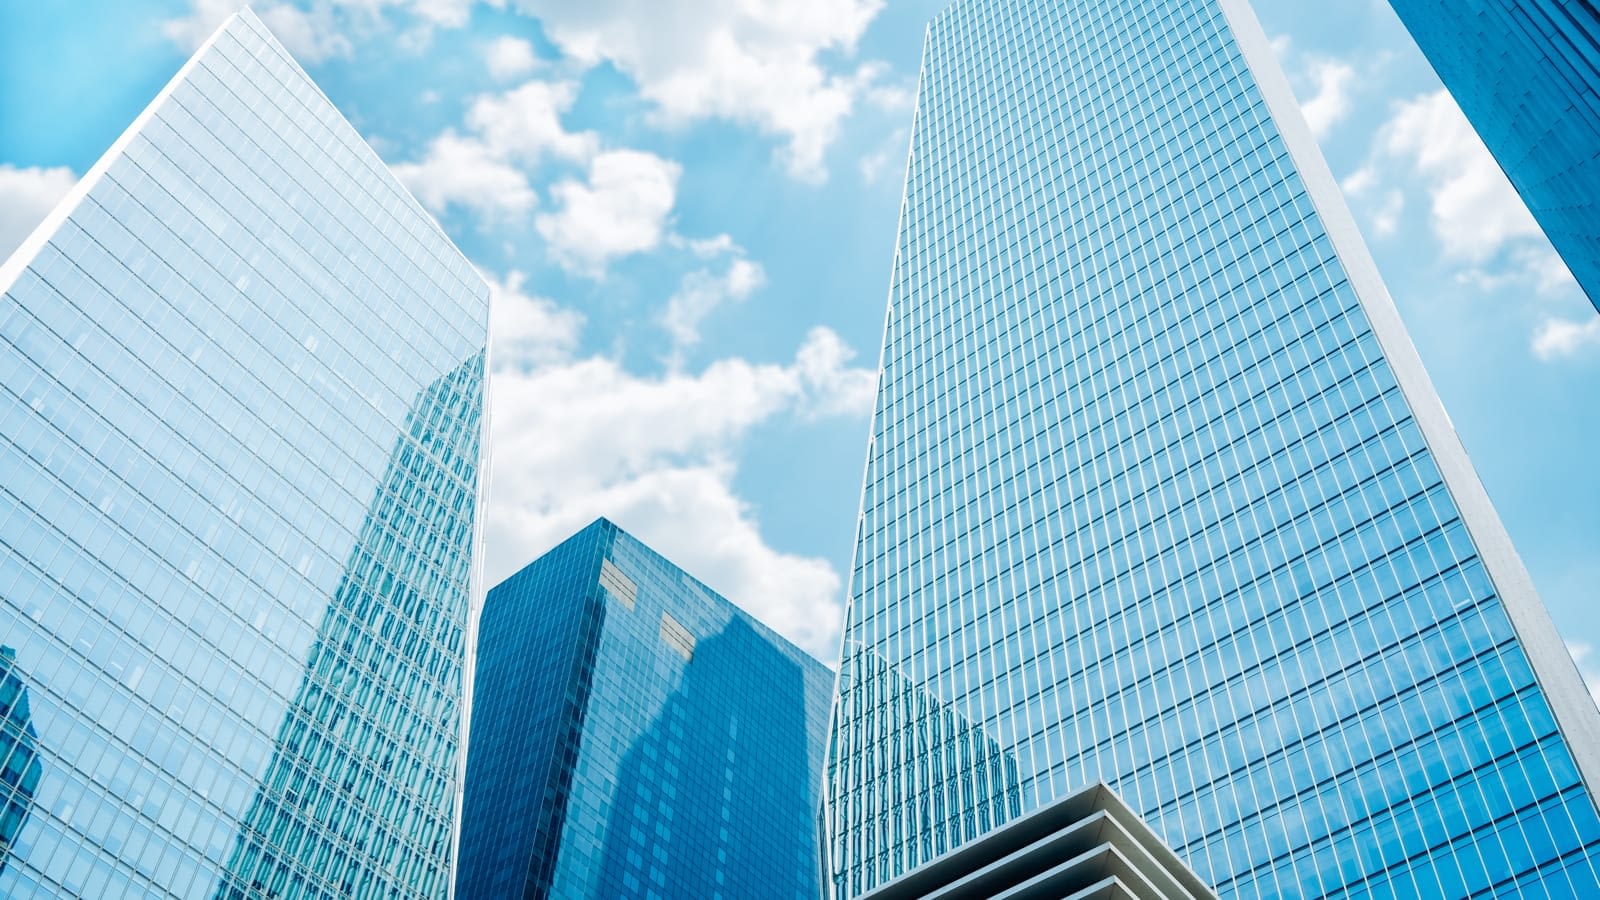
<box><xmin>859</xmin><ymin>783</ymin><xmax>1215</xmax><ymax>900</ymax></box>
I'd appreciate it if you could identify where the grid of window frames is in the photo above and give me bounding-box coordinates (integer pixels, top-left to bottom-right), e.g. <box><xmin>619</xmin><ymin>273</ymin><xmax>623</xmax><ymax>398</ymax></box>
<box><xmin>0</xmin><ymin>11</ymin><xmax>488</xmax><ymax>898</ymax></box>
<box><xmin>823</xmin><ymin>1</ymin><xmax>1600</xmax><ymax>897</ymax></box>
<box><xmin>458</xmin><ymin>520</ymin><xmax>835</xmax><ymax>900</ymax></box>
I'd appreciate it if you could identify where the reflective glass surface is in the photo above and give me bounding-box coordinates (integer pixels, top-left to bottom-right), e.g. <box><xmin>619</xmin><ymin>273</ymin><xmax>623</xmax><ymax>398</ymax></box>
<box><xmin>0</xmin><ymin>10</ymin><xmax>489</xmax><ymax>898</ymax></box>
<box><xmin>457</xmin><ymin>519</ymin><xmax>833</xmax><ymax>900</ymax></box>
<box><xmin>1388</xmin><ymin>0</ymin><xmax>1600</xmax><ymax>314</ymax></box>
<box><xmin>823</xmin><ymin>1</ymin><xmax>1600</xmax><ymax>897</ymax></box>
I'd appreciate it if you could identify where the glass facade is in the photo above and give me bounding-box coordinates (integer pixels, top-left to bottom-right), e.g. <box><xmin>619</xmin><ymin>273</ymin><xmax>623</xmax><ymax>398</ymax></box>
<box><xmin>0</xmin><ymin>10</ymin><xmax>489</xmax><ymax>899</ymax></box>
<box><xmin>457</xmin><ymin>519</ymin><xmax>833</xmax><ymax>900</ymax></box>
<box><xmin>1386</xmin><ymin>0</ymin><xmax>1600</xmax><ymax>314</ymax></box>
<box><xmin>823</xmin><ymin>1</ymin><xmax>1600</xmax><ymax>898</ymax></box>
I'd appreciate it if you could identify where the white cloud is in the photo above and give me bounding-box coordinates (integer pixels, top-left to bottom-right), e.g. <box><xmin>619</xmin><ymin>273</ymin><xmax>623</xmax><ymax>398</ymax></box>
<box><xmin>1566</xmin><ymin>642</ymin><xmax>1600</xmax><ymax>708</ymax></box>
<box><xmin>406</xmin><ymin>0</ymin><xmax>474</xmax><ymax>28</ymax></box>
<box><xmin>506</xmin><ymin>0</ymin><xmax>887</xmax><ymax>182</ymax></box>
<box><xmin>393</xmin><ymin>78</ymin><xmax>597</xmax><ymax>221</ymax></box>
<box><xmin>484</xmin><ymin>326</ymin><xmax>876</xmax><ymax>657</ymax></box>
<box><xmin>670</xmin><ymin>232</ymin><xmax>738</xmax><ymax>259</ymax></box>
<box><xmin>466</xmin><ymin>80</ymin><xmax>597</xmax><ymax>164</ymax></box>
<box><xmin>793</xmin><ymin>326</ymin><xmax>878</xmax><ymax>418</ymax></box>
<box><xmin>536</xmin><ymin>149</ymin><xmax>681</xmax><ymax>276</ymax></box>
<box><xmin>1300</xmin><ymin>59</ymin><xmax>1356</xmax><ymax>139</ymax></box>
<box><xmin>486</xmin><ymin>270</ymin><xmax>584</xmax><ymax>369</ymax></box>
<box><xmin>662</xmin><ymin>258</ymin><xmax>765</xmax><ymax>352</ymax></box>
<box><xmin>485</xmin><ymin>35</ymin><xmax>540</xmax><ymax>80</ymax></box>
<box><xmin>392</xmin><ymin>131</ymin><xmax>538</xmax><ymax>220</ymax></box>
<box><xmin>0</xmin><ymin>164</ymin><xmax>76</xmax><ymax>264</ymax></box>
<box><xmin>1375</xmin><ymin>90</ymin><xmax>1541</xmax><ymax>263</ymax></box>
<box><xmin>1532</xmin><ymin>316</ymin><xmax>1600</xmax><ymax>360</ymax></box>
<box><xmin>163</xmin><ymin>0</ymin><xmax>351</xmax><ymax>63</ymax></box>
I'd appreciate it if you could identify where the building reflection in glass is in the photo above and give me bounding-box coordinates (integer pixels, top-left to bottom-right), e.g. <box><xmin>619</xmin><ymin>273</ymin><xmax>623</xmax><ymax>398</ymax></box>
<box><xmin>824</xmin><ymin>645</ymin><xmax>1022</xmax><ymax>898</ymax></box>
<box><xmin>214</xmin><ymin>353</ymin><xmax>485</xmax><ymax>899</ymax></box>
<box><xmin>0</xmin><ymin>646</ymin><xmax>41</xmax><ymax>877</ymax></box>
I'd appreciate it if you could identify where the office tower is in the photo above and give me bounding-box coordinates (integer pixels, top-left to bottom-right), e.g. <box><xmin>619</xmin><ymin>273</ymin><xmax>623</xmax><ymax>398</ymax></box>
<box><xmin>456</xmin><ymin>518</ymin><xmax>832</xmax><ymax>900</ymax></box>
<box><xmin>823</xmin><ymin>0</ymin><xmax>1600</xmax><ymax>898</ymax></box>
<box><xmin>1386</xmin><ymin>1</ymin><xmax>1600</xmax><ymax>314</ymax></box>
<box><xmin>0</xmin><ymin>9</ymin><xmax>489</xmax><ymax>898</ymax></box>
<box><xmin>859</xmin><ymin>783</ymin><xmax>1214</xmax><ymax>900</ymax></box>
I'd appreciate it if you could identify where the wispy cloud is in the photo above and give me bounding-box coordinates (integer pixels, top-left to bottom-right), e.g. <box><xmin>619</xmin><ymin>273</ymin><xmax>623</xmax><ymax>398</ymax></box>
<box><xmin>1532</xmin><ymin>316</ymin><xmax>1600</xmax><ymax>361</ymax></box>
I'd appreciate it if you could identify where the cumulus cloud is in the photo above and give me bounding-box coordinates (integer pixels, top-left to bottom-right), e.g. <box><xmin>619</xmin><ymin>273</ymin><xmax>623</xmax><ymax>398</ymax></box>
<box><xmin>793</xmin><ymin>325</ymin><xmax>879</xmax><ymax>418</ymax></box>
<box><xmin>394</xmin><ymin>78</ymin><xmax>597</xmax><ymax>221</ymax></box>
<box><xmin>486</xmin><ymin>270</ymin><xmax>584</xmax><ymax>369</ymax></box>
<box><xmin>1532</xmin><ymin>316</ymin><xmax>1600</xmax><ymax>360</ymax></box>
<box><xmin>506</xmin><ymin>0</ymin><xmax>887</xmax><ymax>182</ymax></box>
<box><xmin>466</xmin><ymin>81</ymin><xmax>597</xmax><ymax>164</ymax></box>
<box><xmin>662</xmin><ymin>258</ymin><xmax>765</xmax><ymax>352</ymax></box>
<box><xmin>392</xmin><ymin>131</ymin><xmax>539</xmax><ymax>220</ymax></box>
<box><xmin>485</xmin><ymin>35</ymin><xmax>540</xmax><ymax>80</ymax></box>
<box><xmin>484</xmin><ymin>325</ymin><xmax>876</xmax><ymax>657</ymax></box>
<box><xmin>0</xmin><ymin>164</ymin><xmax>76</xmax><ymax>264</ymax></box>
<box><xmin>1300</xmin><ymin>59</ymin><xmax>1356</xmax><ymax>139</ymax></box>
<box><xmin>535</xmin><ymin>149</ymin><xmax>681</xmax><ymax>276</ymax></box>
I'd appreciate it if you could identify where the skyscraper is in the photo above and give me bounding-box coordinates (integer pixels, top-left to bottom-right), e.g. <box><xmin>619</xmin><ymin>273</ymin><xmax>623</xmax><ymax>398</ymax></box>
<box><xmin>0</xmin><ymin>10</ymin><xmax>489</xmax><ymax>898</ymax></box>
<box><xmin>824</xmin><ymin>1</ymin><xmax>1600</xmax><ymax>897</ymax></box>
<box><xmin>1385</xmin><ymin>0</ymin><xmax>1600</xmax><ymax>314</ymax></box>
<box><xmin>456</xmin><ymin>518</ymin><xmax>832</xmax><ymax>900</ymax></box>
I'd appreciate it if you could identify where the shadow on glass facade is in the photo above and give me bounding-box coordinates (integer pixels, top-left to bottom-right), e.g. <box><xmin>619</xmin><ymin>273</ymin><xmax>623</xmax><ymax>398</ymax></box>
<box><xmin>0</xmin><ymin>9</ymin><xmax>488</xmax><ymax>898</ymax></box>
<box><xmin>823</xmin><ymin>0</ymin><xmax>1600</xmax><ymax>897</ymax></box>
<box><xmin>1387</xmin><ymin>0</ymin><xmax>1600</xmax><ymax>313</ymax></box>
<box><xmin>594</xmin><ymin>616</ymin><xmax>817</xmax><ymax>899</ymax></box>
<box><xmin>457</xmin><ymin>520</ymin><xmax>832</xmax><ymax>900</ymax></box>
<box><xmin>0</xmin><ymin>647</ymin><xmax>41</xmax><ymax>877</ymax></box>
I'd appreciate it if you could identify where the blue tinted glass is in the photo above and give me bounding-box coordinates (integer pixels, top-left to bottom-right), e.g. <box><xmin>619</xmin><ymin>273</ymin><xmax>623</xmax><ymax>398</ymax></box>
<box><xmin>0</xmin><ymin>11</ymin><xmax>489</xmax><ymax>898</ymax></box>
<box><xmin>822</xmin><ymin>2</ymin><xmax>1600</xmax><ymax>898</ymax></box>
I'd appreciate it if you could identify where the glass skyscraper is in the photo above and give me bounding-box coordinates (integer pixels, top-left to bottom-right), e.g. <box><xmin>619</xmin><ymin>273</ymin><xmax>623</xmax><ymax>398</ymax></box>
<box><xmin>456</xmin><ymin>518</ymin><xmax>833</xmax><ymax>900</ymax></box>
<box><xmin>0</xmin><ymin>10</ymin><xmax>489</xmax><ymax>898</ymax></box>
<box><xmin>824</xmin><ymin>1</ymin><xmax>1600</xmax><ymax>898</ymax></box>
<box><xmin>1386</xmin><ymin>0</ymin><xmax>1600</xmax><ymax>314</ymax></box>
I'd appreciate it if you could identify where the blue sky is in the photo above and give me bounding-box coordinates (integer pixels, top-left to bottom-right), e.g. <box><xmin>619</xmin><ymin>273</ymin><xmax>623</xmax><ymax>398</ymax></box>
<box><xmin>2</xmin><ymin>0</ymin><xmax>1595</xmax><ymax>677</ymax></box>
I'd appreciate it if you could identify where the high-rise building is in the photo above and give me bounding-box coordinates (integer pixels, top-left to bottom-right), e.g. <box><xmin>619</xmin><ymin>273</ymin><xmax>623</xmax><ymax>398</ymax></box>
<box><xmin>0</xmin><ymin>10</ymin><xmax>489</xmax><ymax>898</ymax></box>
<box><xmin>1385</xmin><ymin>0</ymin><xmax>1600</xmax><ymax>314</ymax></box>
<box><xmin>456</xmin><ymin>518</ymin><xmax>832</xmax><ymax>900</ymax></box>
<box><xmin>823</xmin><ymin>1</ymin><xmax>1600</xmax><ymax>898</ymax></box>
